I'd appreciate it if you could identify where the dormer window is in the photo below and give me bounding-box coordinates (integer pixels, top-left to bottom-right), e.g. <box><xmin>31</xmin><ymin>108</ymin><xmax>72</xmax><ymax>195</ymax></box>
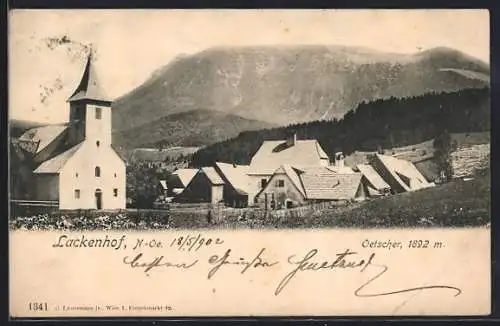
<box><xmin>95</xmin><ymin>166</ymin><xmax>101</xmax><ymax>177</ymax></box>
<box><xmin>95</xmin><ymin>107</ymin><xmax>102</xmax><ymax>120</ymax></box>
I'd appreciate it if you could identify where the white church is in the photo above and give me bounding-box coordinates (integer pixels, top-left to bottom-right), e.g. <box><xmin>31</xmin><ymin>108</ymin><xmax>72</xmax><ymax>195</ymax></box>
<box><xmin>12</xmin><ymin>54</ymin><xmax>126</xmax><ymax>210</ymax></box>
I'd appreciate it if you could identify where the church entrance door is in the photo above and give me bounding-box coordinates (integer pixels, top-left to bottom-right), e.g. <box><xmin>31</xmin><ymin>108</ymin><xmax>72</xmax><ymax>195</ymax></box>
<box><xmin>95</xmin><ymin>189</ymin><xmax>102</xmax><ymax>210</ymax></box>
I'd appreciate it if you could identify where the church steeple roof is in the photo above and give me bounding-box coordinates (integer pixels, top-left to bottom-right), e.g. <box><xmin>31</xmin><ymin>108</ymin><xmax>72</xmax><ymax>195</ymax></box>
<box><xmin>67</xmin><ymin>53</ymin><xmax>111</xmax><ymax>103</ymax></box>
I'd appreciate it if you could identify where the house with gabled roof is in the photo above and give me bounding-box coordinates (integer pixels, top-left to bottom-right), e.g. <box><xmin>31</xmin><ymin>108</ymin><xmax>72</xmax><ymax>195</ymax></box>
<box><xmin>369</xmin><ymin>153</ymin><xmax>435</xmax><ymax>193</ymax></box>
<box><xmin>247</xmin><ymin>133</ymin><xmax>331</xmax><ymax>205</ymax></box>
<box><xmin>254</xmin><ymin>164</ymin><xmax>366</xmax><ymax>209</ymax></box>
<box><xmin>177</xmin><ymin>167</ymin><xmax>225</xmax><ymax>204</ymax></box>
<box><xmin>11</xmin><ymin>53</ymin><xmax>126</xmax><ymax>210</ymax></box>
<box><xmin>213</xmin><ymin>162</ymin><xmax>251</xmax><ymax>207</ymax></box>
<box><xmin>355</xmin><ymin>163</ymin><xmax>391</xmax><ymax>196</ymax></box>
<box><xmin>167</xmin><ymin>168</ymin><xmax>198</xmax><ymax>195</ymax></box>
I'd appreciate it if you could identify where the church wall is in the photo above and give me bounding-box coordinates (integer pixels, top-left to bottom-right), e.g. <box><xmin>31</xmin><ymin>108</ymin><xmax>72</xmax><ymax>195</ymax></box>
<box><xmin>85</xmin><ymin>104</ymin><xmax>112</xmax><ymax>147</ymax></box>
<box><xmin>59</xmin><ymin>142</ymin><xmax>126</xmax><ymax>210</ymax></box>
<box><xmin>34</xmin><ymin>174</ymin><xmax>59</xmax><ymax>201</ymax></box>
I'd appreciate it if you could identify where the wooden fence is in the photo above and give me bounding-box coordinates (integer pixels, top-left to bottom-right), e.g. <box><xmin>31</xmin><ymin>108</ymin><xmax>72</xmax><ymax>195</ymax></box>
<box><xmin>10</xmin><ymin>199</ymin><xmax>60</xmax><ymax>216</ymax></box>
<box><xmin>207</xmin><ymin>200</ymin><xmax>352</xmax><ymax>226</ymax></box>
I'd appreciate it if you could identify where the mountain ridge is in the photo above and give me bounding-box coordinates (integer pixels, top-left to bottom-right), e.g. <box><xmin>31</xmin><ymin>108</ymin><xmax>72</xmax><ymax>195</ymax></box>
<box><xmin>112</xmin><ymin>45</ymin><xmax>489</xmax><ymax>133</ymax></box>
<box><xmin>112</xmin><ymin>108</ymin><xmax>277</xmax><ymax>149</ymax></box>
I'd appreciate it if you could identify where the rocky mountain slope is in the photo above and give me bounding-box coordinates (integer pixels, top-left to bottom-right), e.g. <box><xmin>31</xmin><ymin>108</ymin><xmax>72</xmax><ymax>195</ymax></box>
<box><xmin>112</xmin><ymin>45</ymin><xmax>489</xmax><ymax>133</ymax></box>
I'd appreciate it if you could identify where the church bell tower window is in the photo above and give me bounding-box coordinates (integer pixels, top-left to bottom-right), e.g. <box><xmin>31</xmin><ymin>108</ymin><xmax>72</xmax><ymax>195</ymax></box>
<box><xmin>95</xmin><ymin>107</ymin><xmax>102</xmax><ymax>120</ymax></box>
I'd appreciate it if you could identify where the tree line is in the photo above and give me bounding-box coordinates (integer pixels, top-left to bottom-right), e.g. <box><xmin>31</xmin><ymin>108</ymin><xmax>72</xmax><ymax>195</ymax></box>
<box><xmin>191</xmin><ymin>87</ymin><xmax>490</xmax><ymax>167</ymax></box>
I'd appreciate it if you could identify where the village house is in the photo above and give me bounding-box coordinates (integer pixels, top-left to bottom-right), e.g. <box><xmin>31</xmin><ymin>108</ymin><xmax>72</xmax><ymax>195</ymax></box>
<box><xmin>177</xmin><ymin>167</ymin><xmax>225</xmax><ymax>204</ymax></box>
<box><xmin>254</xmin><ymin>164</ymin><xmax>366</xmax><ymax>209</ymax></box>
<box><xmin>247</xmin><ymin>133</ymin><xmax>330</xmax><ymax>205</ymax></box>
<box><xmin>213</xmin><ymin>162</ymin><xmax>251</xmax><ymax>208</ymax></box>
<box><xmin>369</xmin><ymin>153</ymin><xmax>435</xmax><ymax>193</ymax></box>
<box><xmin>354</xmin><ymin>163</ymin><xmax>391</xmax><ymax>196</ymax></box>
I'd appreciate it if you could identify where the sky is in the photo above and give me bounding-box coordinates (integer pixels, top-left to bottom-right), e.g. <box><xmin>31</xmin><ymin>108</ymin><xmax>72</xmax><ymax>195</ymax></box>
<box><xmin>9</xmin><ymin>9</ymin><xmax>490</xmax><ymax>123</ymax></box>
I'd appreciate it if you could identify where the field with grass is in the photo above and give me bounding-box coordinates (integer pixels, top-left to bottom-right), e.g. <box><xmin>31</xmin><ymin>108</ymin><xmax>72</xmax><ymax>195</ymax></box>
<box><xmin>10</xmin><ymin>170</ymin><xmax>489</xmax><ymax>230</ymax></box>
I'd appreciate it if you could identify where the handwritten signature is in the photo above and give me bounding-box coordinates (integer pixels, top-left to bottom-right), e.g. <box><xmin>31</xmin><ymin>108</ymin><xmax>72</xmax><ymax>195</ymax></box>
<box><xmin>275</xmin><ymin>248</ymin><xmax>462</xmax><ymax>298</ymax></box>
<box><xmin>122</xmin><ymin>248</ymin><xmax>461</xmax><ymax>298</ymax></box>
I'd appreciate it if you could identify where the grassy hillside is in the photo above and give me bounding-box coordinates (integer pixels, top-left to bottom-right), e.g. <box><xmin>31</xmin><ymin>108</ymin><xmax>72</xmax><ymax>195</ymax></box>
<box><xmin>112</xmin><ymin>109</ymin><xmax>276</xmax><ymax>149</ymax></box>
<box><xmin>112</xmin><ymin>45</ymin><xmax>489</xmax><ymax>133</ymax></box>
<box><xmin>344</xmin><ymin>132</ymin><xmax>490</xmax><ymax>163</ymax></box>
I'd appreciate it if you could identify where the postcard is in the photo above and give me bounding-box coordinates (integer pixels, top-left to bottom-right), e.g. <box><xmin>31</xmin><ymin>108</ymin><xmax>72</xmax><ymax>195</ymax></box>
<box><xmin>8</xmin><ymin>9</ymin><xmax>491</xmax><ymax>318</ymax></box>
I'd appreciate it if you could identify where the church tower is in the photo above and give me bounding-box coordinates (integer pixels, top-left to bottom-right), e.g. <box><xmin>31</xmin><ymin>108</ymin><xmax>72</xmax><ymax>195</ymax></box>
<box><xmin>67</xmin><ymin>53</ymin><xmax>113</xmax><ymax>148</ymax></box>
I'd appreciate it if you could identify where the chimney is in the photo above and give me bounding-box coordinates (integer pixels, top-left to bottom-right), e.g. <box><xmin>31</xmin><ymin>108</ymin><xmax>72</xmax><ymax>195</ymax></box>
<box><xmin>335</xmin><ymin>152</ymin><xmax>345</xmax><ymax>168</ymax></box>
<box><xmin>286</xmin><ymin>132</ymin><xmax>297</xmax><ymax>147</ymax></box>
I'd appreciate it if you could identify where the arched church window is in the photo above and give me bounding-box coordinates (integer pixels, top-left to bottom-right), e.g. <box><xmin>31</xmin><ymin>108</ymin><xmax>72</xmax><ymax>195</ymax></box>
<box><xmin>95</xmin><ymin>166</ymin><xmax>101</xmax><ymax>177</ymax></box>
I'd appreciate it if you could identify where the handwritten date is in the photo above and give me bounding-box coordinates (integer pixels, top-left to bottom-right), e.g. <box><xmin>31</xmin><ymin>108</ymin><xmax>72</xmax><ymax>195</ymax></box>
<box><xmin>170</xmin><ymin>234</ymin><xmax>224</xmax><ymax>252</ymax></box>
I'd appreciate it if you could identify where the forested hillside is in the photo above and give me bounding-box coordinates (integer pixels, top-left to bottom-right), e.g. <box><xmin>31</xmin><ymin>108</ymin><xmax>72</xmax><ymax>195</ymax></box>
<box><xmin>191</xmin><ymin>87</ymin><xmax>490</xmax><ymax>167</ymax></box>
<box><xmin>112</xmin><ymin>109</ymin><xmax>276</xmax><ymax>149</ymax></box>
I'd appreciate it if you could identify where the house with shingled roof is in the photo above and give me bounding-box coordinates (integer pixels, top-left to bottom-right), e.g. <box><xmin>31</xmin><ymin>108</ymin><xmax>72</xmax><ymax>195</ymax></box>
<box><xmin>254</xmin><ymin>164</ymin><xmax>366</xmax><ymax>209</ymax></box>
<box><xmin>11</xmin><ymin>53</ymin><xmax>126</xmax><ymax>210</ymax></box>
<box><xmin>247</xmin><ymin>133</ymin><xmax>331</xmax><ymax>205</ymax></box>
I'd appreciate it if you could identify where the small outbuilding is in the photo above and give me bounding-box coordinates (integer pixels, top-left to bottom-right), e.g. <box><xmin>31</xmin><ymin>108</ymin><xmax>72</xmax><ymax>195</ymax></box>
<box><xmin>177</xmin><ymin>167</ymin><xmax>225</xmax><ymax>204</ymax></box>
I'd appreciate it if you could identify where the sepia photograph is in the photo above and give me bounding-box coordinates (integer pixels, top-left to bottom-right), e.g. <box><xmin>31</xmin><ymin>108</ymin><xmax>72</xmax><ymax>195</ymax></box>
<box><xmin>8</xmin><ymin>9</ymin><xmax>491</xmax><ymax>317</ymax></box>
